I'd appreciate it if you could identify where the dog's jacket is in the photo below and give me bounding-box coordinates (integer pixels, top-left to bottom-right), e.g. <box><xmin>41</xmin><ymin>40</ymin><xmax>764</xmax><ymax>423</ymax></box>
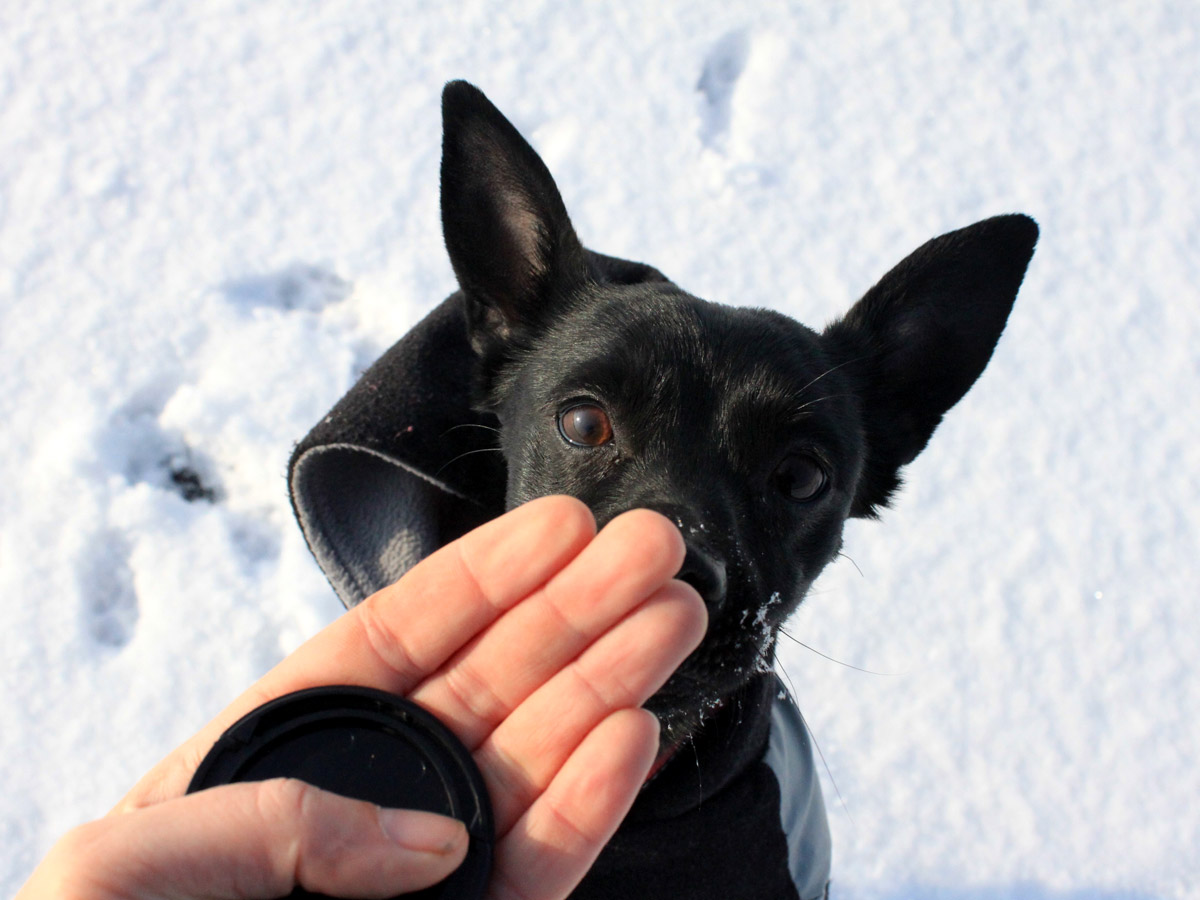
<box><xmin>289</xmin><ymin>283</ymin><xmax>832</xmax><ymax>899</ymax></box>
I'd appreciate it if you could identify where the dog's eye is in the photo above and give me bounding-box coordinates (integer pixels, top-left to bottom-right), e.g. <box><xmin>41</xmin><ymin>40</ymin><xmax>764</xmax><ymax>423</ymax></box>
<box><xmin>773</xmin><ymin>454</ymin><xmax>828</xmax><ymax>503</ymax></box>
<box><xmin>558</xmin><ymin>403</ymin><xmax>614</xmax><ymax>447</ymax></box>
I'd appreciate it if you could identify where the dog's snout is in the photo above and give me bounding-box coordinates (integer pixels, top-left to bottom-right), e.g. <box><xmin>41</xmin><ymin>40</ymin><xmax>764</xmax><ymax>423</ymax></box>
<box><xmin>676</xmin><ymin>543</ymin><xmax>727</xmax><ymax>611</ymax></box>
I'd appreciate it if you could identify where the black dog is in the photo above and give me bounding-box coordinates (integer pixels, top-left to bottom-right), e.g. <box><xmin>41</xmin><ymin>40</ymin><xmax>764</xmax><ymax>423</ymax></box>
<box><xmin>290</xmin><ymin>81</ymin><xmax>1037</xmax><ymax>899</ymax></box>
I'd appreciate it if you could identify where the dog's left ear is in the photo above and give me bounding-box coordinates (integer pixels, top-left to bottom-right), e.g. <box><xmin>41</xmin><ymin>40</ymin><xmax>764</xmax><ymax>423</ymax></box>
<box><xmin>825</xmin><ymin>214</ymin><xmax>1038</xmax><ymax>516</ymax></box>
<box><xmin>440</xmin><ymin>81</ymin><xmax>589</xmax><ymax>369</ymax></box>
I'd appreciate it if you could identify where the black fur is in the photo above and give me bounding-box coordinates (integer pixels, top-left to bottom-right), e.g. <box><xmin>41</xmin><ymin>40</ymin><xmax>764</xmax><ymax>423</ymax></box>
<box><xmin>439</xmin><ymin>80</ymin><xmax>1037</xmax><ymax>750</ymax></box>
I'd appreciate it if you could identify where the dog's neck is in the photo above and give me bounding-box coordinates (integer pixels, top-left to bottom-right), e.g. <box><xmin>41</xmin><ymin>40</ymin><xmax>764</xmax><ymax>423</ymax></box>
<box><xmin>630</xmin><ymin>673</ymin><xmax>776</xmax><ymax>820</ymax></box>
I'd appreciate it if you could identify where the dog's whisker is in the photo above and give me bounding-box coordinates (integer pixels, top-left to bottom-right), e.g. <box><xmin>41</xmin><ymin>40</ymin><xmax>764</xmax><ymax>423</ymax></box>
<box><xmin>777</xmin><ymin>627</ymin><xmax>897</xmax><ymax>677</ymax></box>
<box><xmin>433</xmin><ymin>446</ymin><xmax>504</xmax><ymax>479</ymax></box>
<box><xmin>798</xmin><ymin>702</ymin><xmax>854</xmax><ymax>830</ymax></box>
<box><xmin>440</xmin><ymin>422</ymin><xmax>501</xmax><ymax>438</ymax></box>
<box><xmin>837</xmin><ymin>551</ymin><xmax>865</xmax><ymax>578</ymax></box>
<box><xmin>773</xmin><ymin>668</ymin><xmax>852</xmax><ymax>827</ymax></box>
<box><xmin>794</xmin><ymin>355</ymin><xmax>870</xmax><ymax>401</ymax></box>
<box><xmin>793</xmin><ymin>393</ymin><xmax>852</xmax><ymax>415</ymax></box>
<box><xmin>775</xmin><ymin>670</ymin><xmax>852</xmax><ymax>824</ymax></box>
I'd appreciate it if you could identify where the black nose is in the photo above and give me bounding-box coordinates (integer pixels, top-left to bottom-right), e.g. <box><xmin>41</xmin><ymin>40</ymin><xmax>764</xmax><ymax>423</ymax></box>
<box><xmin>676</xmin><ymin>543</ymin><xmax>727</xmax><ymax>611</ymax></box>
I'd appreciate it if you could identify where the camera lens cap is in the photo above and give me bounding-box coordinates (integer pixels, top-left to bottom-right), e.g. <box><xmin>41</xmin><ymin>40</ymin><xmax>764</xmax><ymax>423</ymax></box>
<box><xmin>187</xmin><ymin>685</ymin><xmax>493</xmax><ymax>899</ymax></box>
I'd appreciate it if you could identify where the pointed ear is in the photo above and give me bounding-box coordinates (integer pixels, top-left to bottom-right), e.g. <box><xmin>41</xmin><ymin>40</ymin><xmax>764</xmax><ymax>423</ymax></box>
<box><xmin>825</xmin><ymin>214</ymin><xmax>1038</xmax><ymax>516</ymax></box>
<box><xmin>440</xmin><ymin>81</ymin><xmax>589</xmax><ymax>360</ymax></box>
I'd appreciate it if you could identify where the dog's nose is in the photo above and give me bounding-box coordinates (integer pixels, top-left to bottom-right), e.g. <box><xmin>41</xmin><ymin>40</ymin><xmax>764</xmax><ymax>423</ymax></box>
<box><xmin>676</xmin><ymin>543</ymin><xmax>727</xmax><ymax>612</ymax></box>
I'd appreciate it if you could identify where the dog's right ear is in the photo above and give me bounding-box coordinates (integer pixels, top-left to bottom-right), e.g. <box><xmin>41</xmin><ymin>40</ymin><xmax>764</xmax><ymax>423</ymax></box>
<box><xmin>440</xmin><ymin>81</ymin><xmax>589</xmax><ymax>366</ymax></box>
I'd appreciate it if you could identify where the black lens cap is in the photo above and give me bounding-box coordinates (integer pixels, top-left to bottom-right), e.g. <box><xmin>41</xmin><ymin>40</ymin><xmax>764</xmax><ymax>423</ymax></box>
<box><xmin>187</xmin><ymin>685</ymin><xmax>493</xmax><ymax>899</ymax></box>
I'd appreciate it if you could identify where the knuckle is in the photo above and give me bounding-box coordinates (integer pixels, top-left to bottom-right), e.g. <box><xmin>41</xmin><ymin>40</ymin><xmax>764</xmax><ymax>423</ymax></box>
<box><xmin>476</xmin><ymin>737</ymin><xmax>538</xmax><ymax>813</ymax></box>
<box><xmin>571</xmin><ymin>658</ymin><xmax>632</xmax><ymax>710</ymax></box>
<box><xmin>256</xmin><ymin>778</ymin><xmax>310</xmax><ymax>873</ymax></box>
<box><xmin>440</xmin><ymin>658</ymin><xmax>506</xmax><ymax>735</ymax></box>
<box><xmin>452</xmin><ymin>539</ymin><xmax>499</xmax><ymax>610</ymax></box>
<box><xmin>537</xmin><ymin>592</ymin><xmax>588</xmax><ymax>649</ymax></box>
<box><xmin>259</xmin><ymin>779</ymin><xmax>357</xmax><ymax>884</ymax></box>
<box><xmin>539</xmin><ymin>792</ymin><xmax>596</xmax><ymax>856</ymax></box>
<box><xmin>259</xmin><ymin>776</ymin><xmax>312</xmax><ymax>821</ymax></box>
<box><xmin>354</xmin><ymin>599</ymin><xmax>423</xmax><ymax>683</ymax></box>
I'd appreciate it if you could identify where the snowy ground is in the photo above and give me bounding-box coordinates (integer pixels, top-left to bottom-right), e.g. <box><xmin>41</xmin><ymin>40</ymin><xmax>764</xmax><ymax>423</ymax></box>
<box><xmin>3</xmin><ymin>2</ymin><xmax>1198</xmax><ymax>897</ymax></box>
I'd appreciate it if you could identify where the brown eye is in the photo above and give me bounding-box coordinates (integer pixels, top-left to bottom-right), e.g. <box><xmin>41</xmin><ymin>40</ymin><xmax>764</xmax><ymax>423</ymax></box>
<box><xmin>773</xmin><ymin>454</ymin><xmax>828</xmax><ymax>502</ymax></box>
<box><xmin>558</xmin><ymin>404</ymin><xmax>613</xmax><ymax>447</ymax></box>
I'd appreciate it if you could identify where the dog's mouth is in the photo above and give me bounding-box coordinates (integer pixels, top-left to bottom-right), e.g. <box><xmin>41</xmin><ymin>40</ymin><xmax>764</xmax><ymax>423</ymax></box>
<box><xmin>644</xmin><ymin>694</ymin><xmax>727</xmax><ymax>784</ymax></box>
<box><xmin>646</xmin><ymin>742</ymin><xmax>681</xmax><ymax>783</ymax></box>
<box><xmin>643</xmin><ymin>663</ymin><xmax>740</xmax><ymax>752</ymax></box>
<box><xmin>642</xmin><ymin>614</ymin><xmax>781</xmax><ymax>758</ymax></box>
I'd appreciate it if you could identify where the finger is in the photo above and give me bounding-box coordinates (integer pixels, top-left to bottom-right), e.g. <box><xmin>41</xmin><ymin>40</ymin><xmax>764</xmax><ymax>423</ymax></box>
<box><xmin>477</xmin><ymin>580</ymin><xmax>705</xmax><ymax>834</ymax></box>
<box><xmin>409</xmin><ymin>507</ymin><xmax>687</xmax><ymax>748</ymax></box>
<box><xmin>240</xmin><ymin>494</ymin><xmax>598</xmax><ymax>717</ymax></box>
<box><xmin>34</xmin><ymin>781</ymin><xmax>467</xmax><ymax>900</ymax></box>
<box><xmin>125</xmin><ymin>496</ymin><xmax>596</xmax><ymax>807</ymax></box>
<box><xmin>487</xmin><ymin>708</ymin><xmax>660</xmax><ymax>900</ymax></box>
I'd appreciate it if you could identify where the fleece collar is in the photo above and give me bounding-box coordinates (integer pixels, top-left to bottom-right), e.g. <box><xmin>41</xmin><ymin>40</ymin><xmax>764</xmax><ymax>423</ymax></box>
<box><xmin>289</xmin><ymin>292</ymin><xmax>504</xmax><ymax>608</ymax></box>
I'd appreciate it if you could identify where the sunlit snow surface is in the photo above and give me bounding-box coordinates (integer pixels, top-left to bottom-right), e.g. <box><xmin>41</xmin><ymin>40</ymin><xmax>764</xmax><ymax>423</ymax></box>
<box><xmin>3</xmin><ymin>3</ymin><xmax>1198</xmax><ymax>897</ymax></box>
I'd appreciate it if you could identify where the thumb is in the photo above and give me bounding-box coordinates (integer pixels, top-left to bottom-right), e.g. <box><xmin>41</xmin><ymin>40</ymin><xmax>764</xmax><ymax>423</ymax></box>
<box><xmin>21</xmin><ymin>778</ymin><xmax>468</xmax><ymax>899</ymax></box>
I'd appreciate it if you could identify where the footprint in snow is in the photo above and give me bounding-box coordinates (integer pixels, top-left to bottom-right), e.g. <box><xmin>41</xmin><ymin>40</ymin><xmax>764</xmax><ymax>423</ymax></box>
<box><xmin>103</xmin><ymin>396</ymin><xmax>222</xmax><ymax>503</ymax></box>
<box><xmin>222</xmin><ymin>263</ymin><xmax>352</xmax><ymax>313</ymax></box>
<box><xmin>164</xmin><ymin>451</ymin><xmax>220</xmax><ymax>504</ymax></box>
<box><xmin>78</xmin><ymin>529</ymin><xmax>139</xmax><ymax>649</ymax></box>
<box><xmin>697</xmin><ymin>29</ymin><xmax>751</xmax><ymax>150</ymax></box>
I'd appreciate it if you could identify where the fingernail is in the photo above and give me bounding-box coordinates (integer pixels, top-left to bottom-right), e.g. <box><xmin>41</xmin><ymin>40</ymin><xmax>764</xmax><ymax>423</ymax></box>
<box><xmin>378</xmin><ymin>808</ymin><xmax>467</xmax><ymax>854</ymax></box>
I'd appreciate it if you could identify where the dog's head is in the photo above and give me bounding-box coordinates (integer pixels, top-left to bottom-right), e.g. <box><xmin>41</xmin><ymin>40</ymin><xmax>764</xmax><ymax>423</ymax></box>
<box><xmin>439</xmin><ymin>81</ymin><xmax>1037</xmax><ymax>744</ymax></box>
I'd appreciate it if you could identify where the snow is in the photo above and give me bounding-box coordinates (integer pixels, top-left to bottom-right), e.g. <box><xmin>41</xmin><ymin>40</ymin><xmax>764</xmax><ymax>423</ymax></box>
<box><xmin>3</xmin><ymin>1</ymin><xmax>1198</xmax><ymax>897</ymax></box>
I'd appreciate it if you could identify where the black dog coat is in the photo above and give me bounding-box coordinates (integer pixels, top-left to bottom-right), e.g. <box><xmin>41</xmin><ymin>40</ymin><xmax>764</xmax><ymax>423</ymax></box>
<box><xmin>289</xmin><ymin>281</ymin><xmax>833</xmax><ymax>900</ymax></box>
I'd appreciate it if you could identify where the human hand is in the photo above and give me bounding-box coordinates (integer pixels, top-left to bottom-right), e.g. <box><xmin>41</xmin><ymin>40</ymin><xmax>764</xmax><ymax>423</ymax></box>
<box><xmin>17</xmin><ymin>496</ymin><xmax>706</xmax><ymax>900</ymax></box>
